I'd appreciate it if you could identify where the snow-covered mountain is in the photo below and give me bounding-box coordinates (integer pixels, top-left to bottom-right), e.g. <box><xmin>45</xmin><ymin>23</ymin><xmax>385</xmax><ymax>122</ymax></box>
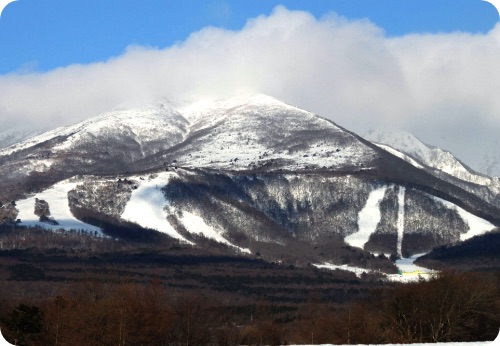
<box><xmin>364</xmin><ymin>129</ymin><xmax>500</xmax><ymax>208</ymax></box>
<box><xmin>0</xmin><ymin>101</ymin><xmax>189</xmax><ymax>159</ymax></box>
<box><xmin>0</xmin><ymin>127</ymin><xmax>45</xmax><ymax>151</ymax></box>
<box><xmin>0</xmin><ymin>95</ymin><xmax>376</xmax><ymax>176</ymax></box>
<box><xmin>0</xmin><ymin>95</ymin><xmax>498</xmax><ymax>268</ymax></box>
<box><xmin>364</xmin><ymin>130</ymin><xmax>494</xmax><ymax>181</ymax></box>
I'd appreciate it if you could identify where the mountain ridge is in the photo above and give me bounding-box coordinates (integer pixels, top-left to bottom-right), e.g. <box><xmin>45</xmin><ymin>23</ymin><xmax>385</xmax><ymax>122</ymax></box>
<box><xmin>364</xmin><ymin>129</ymin><xmax>500</xmax><ymax>209</ymax></box>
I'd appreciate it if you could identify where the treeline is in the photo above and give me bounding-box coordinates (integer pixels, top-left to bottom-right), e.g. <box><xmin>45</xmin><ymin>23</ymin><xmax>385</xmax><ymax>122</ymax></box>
<box><xmin>417</xmin><ymin>229</ymin><xmax>500</xmax><ymax>270</ymax></box>
<box><xmin>0</xmin><ymin>226</ymin><xmax>135</xmax><ymax>253</ymax></box>
<box><xmin>0</xmin><ymin>226</ymin><xmax>258</xmax><ymax>261</ymax></box>
<box><xmin>1</xmin><ymin>271</ymin><xmax>498</xmax><ymax>346</ymax></box>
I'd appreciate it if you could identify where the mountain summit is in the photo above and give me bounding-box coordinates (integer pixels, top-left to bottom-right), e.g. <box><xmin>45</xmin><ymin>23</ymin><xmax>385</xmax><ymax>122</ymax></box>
<box><xmin>0</xmin><ymin>94</ymin><xmax>381</xmax><ymax>190</ymax></box>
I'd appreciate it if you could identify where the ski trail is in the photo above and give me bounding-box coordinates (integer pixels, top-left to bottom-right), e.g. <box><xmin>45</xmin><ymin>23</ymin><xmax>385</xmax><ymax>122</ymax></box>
<box><xmin>121</xmin><ymin>172</ymin><xmax>189</xmax><ymax>242</ymax></box>
<box><xmin>179</xmin><ymin>211</ymin><xmax>251</xmax><ymax>253</ymax></box>
<box><xmin>345</xmin><ymin>186</ymin><xmax>387</xmax><ymax>249</ymax></box>
<box><xmin>396</xmin><ymin>186</ymin><xmax>405</xmax><ymax>257</ymax></box>
<box><xmin>16</xmin><ymin>180</ymin><xmax>101</xmax><ymax>234</ymax></box>
<box><xmin>430</xmin><ymin>196</ymin><xmax>496</xmax><ymax>241</ymax></box>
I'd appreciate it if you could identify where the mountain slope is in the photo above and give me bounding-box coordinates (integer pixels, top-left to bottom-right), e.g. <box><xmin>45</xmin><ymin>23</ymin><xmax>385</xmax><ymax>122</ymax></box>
<box><xmin>0</xmin><ymin>95</ymin><xmax>498</xmax><ymax>268</ymax></box>
<box><xmin>134</xmin><ymin>95</ymin><xmax>378</xmax><ymax>173</ymax></box>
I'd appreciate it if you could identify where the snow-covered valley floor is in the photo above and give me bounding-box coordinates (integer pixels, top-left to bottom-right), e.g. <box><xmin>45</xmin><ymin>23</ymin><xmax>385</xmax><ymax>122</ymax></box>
<box><xmin>314</xmin><ymin>253</ymin><xmax>437</xmax><ymax>283</ymax></box>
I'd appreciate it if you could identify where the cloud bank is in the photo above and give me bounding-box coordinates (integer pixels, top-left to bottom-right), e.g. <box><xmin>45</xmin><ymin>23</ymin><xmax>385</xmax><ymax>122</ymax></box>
<box><xmin>1</xmin><ymin>6</ymin><xmax>499</xmax><ymax>174</ymax></box>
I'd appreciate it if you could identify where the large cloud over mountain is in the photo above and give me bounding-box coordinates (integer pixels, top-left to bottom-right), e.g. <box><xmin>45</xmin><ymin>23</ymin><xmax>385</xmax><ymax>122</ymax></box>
<box><xmin>1</xmin><ymin>6</ymin><xmax>499</xmax><ymax>173</ymax></box>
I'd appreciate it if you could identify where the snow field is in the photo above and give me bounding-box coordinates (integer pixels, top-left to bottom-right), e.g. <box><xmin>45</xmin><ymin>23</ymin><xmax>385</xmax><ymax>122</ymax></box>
<box><xmin>385</xmin><ymin>254</ymin><xmax>438</xmax><ymax>283</ymax></box>
<box><xmin>120</xmin><ymin>172</ymin><xmax>189</xmax><ymax>242</ymax></box>
<box><xmin>394</xmin><ymin>254</ymin><xmax>433</xmax><ymax>273</ymax></box>
<box><xmin>344</xmin><ymin>186</ymin><xmax>387</xmax><ymax>249</ymax></box>
<box><xmin>458</xmin><ymin>210</ymin><xmax>496</xmax><ymax>241</ymax></box>
<box><xmin>16</xmin><ymin>180</ymin><xmax>101</xmax><ymax>234</ymax></box>
<box><xmin>176</xmin><ymin>94</ymin><xmax>377</xmax><ymax>172</ymax></box>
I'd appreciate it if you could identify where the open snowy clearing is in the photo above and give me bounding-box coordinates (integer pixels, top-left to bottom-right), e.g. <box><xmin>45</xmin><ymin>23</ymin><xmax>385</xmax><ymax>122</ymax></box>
<box><xmin>344</xmin><ymin>186</ymin><xmax>387</xmax><ymax>249</ymax></box>
<box><xmin>314</xmin><ymin>253</ymin><xmax>437</xmax><ymax>283</ymax></box>
<box><xmin>384</xmin><ymin>254</ymin><xmax>438</xmax><ymax>282</ymax></box>
<box><xmin>16</xmin><ymin>179</ymin><xmax>101</xmax><ymax>234</ymax></box>
<box><xmin>121</xmin><ymin>172</ymin><xmax>190</xmax><ymax>242</ymax></box>
<box><xmin>312</xmin><ymin>263</ymin><xmax>374</xmax><ymax>277</ymax></box>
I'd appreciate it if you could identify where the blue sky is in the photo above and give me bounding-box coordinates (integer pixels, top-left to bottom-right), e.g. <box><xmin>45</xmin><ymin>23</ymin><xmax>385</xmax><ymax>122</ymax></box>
<box><xmin>0</xmin><ymin>0</ymin><xmax>497</xmax><ymax>74</ymax></box>
<box><xmin>0</xmin><ymin>1</ymin><xmax>500</xmax><ymax>175</ymax></box>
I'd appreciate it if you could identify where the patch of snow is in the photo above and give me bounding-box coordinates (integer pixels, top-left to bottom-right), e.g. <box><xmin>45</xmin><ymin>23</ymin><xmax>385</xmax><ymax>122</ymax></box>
<box><xmin>345</xmin><ymin>186</ymin><xmax>387</xmax><ymax>249</ymax></box>
<box><xmin>316</xmin><ymin>254</ymin><xmax>440</xmax><ymax>283</ymax></box>
<box><xmin>16</xmin><ymin>180</ymin><xmax>101</xmax><ymax>234</ymax></box>
<box><xmin>178</xmin><ymin>211</ymin><xmax>251</xmax><ymax>254</ymax></box>
<box><xmin>121</xmin><ymin>172</ymin><xmax>189</xmax><ymax>243</ymax></box>
<box><xmin>0</xmin><ymin>126</ymin><xmax>67</xmax><ymax>156</ymax></box>
<box><xmin>313</xmin><ymin>263</ymin><xmax>375</xmax><ymax>277</ymax></box>
<box><xmin>395</xmin><ymin>254</ymin><xmax>432</xmax><ymax>273</ymax></box>
<box><xmin>385</xmin><ymin>254</ymin><xmax>438</xmax><ymax>283</ymax></box>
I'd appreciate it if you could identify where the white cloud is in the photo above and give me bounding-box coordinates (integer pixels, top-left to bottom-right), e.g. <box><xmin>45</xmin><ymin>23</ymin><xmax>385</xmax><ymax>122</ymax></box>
<box><xmin>0</xmin><ymin>6</ymin><xmax>499</xmax><ymax>174</ymax></box>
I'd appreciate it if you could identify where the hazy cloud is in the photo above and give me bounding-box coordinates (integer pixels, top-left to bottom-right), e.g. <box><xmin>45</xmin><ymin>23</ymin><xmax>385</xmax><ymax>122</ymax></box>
<box><xmin>1</xmin><ymin>6</ymin><xmax>499</xmax><ymax>173</ymax></box>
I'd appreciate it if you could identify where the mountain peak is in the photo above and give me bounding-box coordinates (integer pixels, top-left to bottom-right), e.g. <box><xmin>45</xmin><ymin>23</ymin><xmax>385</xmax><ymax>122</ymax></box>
<box><xmin>178</xmin><ymin>94</ymin><xmax>299</xmax><ymax>123</ymax></box>
<box><xmin>364</xmin><ymin>129</ymin><xmax>500</xmax><ymax>203</ymax></box>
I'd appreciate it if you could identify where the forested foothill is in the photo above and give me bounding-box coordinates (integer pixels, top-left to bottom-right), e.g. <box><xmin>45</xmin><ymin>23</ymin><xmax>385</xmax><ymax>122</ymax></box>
<box><xmin>0</xmin><ymin>226</ymin><xmax>498</xmax><ymax>345</ymax></box>
<box><xmin>417</xmin><ymin>229</ymin><xmax>500</xmax><ymax>271</ymax></box>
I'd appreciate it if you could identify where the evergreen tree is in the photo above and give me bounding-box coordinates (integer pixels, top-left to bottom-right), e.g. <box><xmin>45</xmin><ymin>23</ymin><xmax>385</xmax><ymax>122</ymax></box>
<box><xmin>2</xmin><ymin>304</ymin><xmax>43</xmax><ymax>345</ymax></box>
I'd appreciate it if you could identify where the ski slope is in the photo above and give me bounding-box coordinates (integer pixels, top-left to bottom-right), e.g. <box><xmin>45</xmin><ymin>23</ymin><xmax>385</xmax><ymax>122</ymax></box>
<box><xmin>121</xmin><ymin>171</ymin><xmax>252</xmax><ymax>251</ymax></box>
<box><xmin>16</xmin><ymin>179</ymin><xmax>101</xmax><ymax>234</ymax></box>
<box><xmin>344</xmin><ymin>186</ymin><xmax>387</xmax><ymax>249</ymax></box>
<box><xmin>121</xmin><ymin>172</ymin><xmax>189</xmax><ymax>242</ymax></box>
<box><xmin>178</xmin><ymin>210</ymin><xmax>251</xmax><ymax>253</ymax></box>
<box><xmin>430</xmin><ymin>196</ymin><xmax>496</xmax><ymax>241</ymax></box>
